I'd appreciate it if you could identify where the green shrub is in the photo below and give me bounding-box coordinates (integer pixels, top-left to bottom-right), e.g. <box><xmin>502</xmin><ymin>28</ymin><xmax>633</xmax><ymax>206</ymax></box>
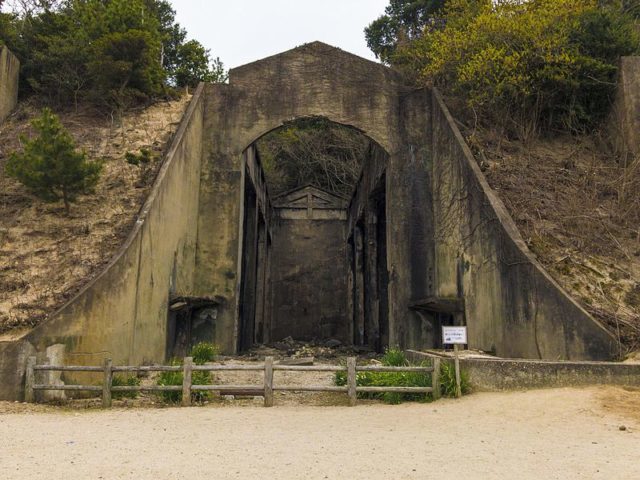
<box><xmin>380</xmin><ymin>347</ymin><xmax>408</xmax><ymax>366</ymax></box>
<box><xmin>190</xmin><ymin>342</ymin><xmax>219</xmax><ymax>365</ymax></box>
<box><xmin>156</xmin><ymin>347</ymin><xmax>218</xmax><ymax>404</ymax></box>
<box><xmin>125</xmin><ymin>148</ymin><xmax>153</xmax><ymax>166</ymax></box>
<box><xmin>111</xmin><ymin>374</ymin><xmax>141</xmax><ymax>400</ymax></box>
<box><xmin>6</xmin><ymin>108</ymin><xmax>102</xmax><ymax>214</ymax></box>
<box><xmin>157</xmin><ymin>358</ymin><xmax>183</xmax><ymax>404</ymax></box>
<box><xmin>335</xmin><ymin>348</ymin><xmax>432</xmax><ymax>404</ymax></box>
<box><xmin>394</xmin><ymin>0</ymin><xmax>640</xmax><ymax>136</ymax></box>
<box><xmin>438</xmin><ymin>361</ymin><xmax>471</xmax><ymax>398</ymax></box>
<box><xmin>335</xmin><ymin>350</ymin><xmax>471</xmax><ymax>403</ymax></box>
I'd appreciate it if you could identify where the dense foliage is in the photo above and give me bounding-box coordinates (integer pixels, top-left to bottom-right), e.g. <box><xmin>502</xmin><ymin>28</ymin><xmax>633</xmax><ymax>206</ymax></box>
<box><xmin>0</xmin><ymin>0</ymin><xmax>225</xmax><ymax>109</ymax></box>
<box><xmin>365</xmin><ymin>0</ymin><xmax>445</xmax><ymax>64</ymax></box>
<box><xmin>256</xmin><ymin>117</ymin><xmax>372</xmax><ymax>197</ymax></box>
<box><xmin>6</xmin><ymin>107</ymin><xmax>102</xmax><ymax>213</ymax></box>
<box><xmin>382</xmin><ymin>0</ymin><xmax>639</xmax><ymax>136</ymax></box>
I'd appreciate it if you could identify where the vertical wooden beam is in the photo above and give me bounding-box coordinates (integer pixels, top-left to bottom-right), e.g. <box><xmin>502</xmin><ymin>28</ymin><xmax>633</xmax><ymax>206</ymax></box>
<box><xmin>24</xmin><ymin>356</ymin><xmax>36</xmax><ymax>403</ymax></box>
<box><xmin>182</xmin><ymin>357</ymin><xmax>193</xmax><ymax>407</ymax></box>
<box><xmin>454</xmin><ymin>344</ymin><xmax>462</xmax><ymax>398</ymax></box>
<box><xmin>264</xmin><ymin>356</ymin><xmax>274</xmax><ymax>407</ymax></box>
<box><xmin>347</xmin><ymin>357</ymin><xmax>357</xmax><ymax>407</ymax></box>
<box><xmin>354</xmin><ymin>226</ymin><xmax>365</xmax><ymax>345</ymax></box>
<box><xmin>431</xmin><ymin>357</ymin><xmax>441</xmax><ymax>400</ymax></box>
<box><xmin>102</xmin><ymin>358</ymin><xmax>112</xmax><ymax>408</ymax></box>
<box><xmin>366</xmin><ymin>211</ymin><xmax>380</xmax><ymax>350</ymax></box>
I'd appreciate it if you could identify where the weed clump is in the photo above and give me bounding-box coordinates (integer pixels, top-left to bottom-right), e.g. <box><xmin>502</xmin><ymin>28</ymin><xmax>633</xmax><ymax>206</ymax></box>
<box><xmin>156</xmin><ymin>342</ymin><xmax>219</xmax><ymax>404</ymax></box>
<box><xmin>335</xmin><ymin>348</ymin><xmax>471</xmax><ymax>403</ymax></box>
<box><xmin>111</xmin><ymin>374</ymin><xmax>141</xmax><ymax>400</ymax></box>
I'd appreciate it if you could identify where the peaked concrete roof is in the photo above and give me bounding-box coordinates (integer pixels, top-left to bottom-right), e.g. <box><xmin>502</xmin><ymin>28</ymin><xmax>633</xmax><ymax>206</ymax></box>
<box><xmin>229</xmin><ymin>41</ymin><xmax>392</xmax><ymax>82</ymax></box>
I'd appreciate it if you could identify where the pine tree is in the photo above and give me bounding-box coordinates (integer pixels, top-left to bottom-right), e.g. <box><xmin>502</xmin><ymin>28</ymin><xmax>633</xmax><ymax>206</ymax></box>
<box><xmin>6</xmin><ymin>108</ymin><xmax>102</xmax><ymax>214</ymax></box>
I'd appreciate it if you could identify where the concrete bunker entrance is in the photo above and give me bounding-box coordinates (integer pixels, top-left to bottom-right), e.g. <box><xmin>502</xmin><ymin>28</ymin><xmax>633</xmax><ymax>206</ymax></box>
<box><xmin>236</xmin><ymin>118</ymin><xmax>391</xmax><ymax>352</ymax></box>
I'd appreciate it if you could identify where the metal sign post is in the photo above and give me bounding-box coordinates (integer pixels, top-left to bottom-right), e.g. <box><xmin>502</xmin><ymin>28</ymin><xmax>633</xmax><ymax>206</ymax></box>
<box><xmin>442</xmin><ymin>326</ymin><xmax>467</xmax><ymax>398</ymax></box>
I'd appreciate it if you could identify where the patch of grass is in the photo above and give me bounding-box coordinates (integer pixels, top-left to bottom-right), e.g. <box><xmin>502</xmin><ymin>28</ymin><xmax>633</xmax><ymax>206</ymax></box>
<box><xmin>335</xmin><ymin>348</ymin><xmax>433</xmax><ymax>404</ymax></box>
<box><xmin>156</xmin><ymin>342</ymin><xmax>219</xmax><ymax>404</ymax></box>
<box><xmin>157</xmin><ymin>358</ymin><xmax>183</xmax><ymax>404</ymax></box>
<box><xmin>190</xmin><ymin>342</ymin><xmax>219</xmax><ymax>365</ymax></box>
<box><xmin>439</xmin><ymin>362</ymin><xmax>471</xmax><ymax>398</ymax></box>
<box><xmin>335</xmin><ymin>349</ymin><xmax>471</xmax><ymax>403</ymax></box>
<box><xmin>111</xmin><ymin>374</ymin><xmax>141</xmax><ymax>400</ymax></box>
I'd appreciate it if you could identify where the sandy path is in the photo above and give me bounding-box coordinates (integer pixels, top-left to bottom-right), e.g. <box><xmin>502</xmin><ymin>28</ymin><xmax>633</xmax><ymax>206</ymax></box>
<box><xmin>0</xmin><ymin>387</ymin><xmax>638</xmax><ymax>480</ymax></box>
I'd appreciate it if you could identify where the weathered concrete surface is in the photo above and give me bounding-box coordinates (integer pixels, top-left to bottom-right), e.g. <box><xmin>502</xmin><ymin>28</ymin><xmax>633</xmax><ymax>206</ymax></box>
<box><xmin>270</xmin><ymin>186</ymin><xmax>349</xmax><ymax>342</ymax></box>
<box><xmin>0</xmin><ymin>341</ymin><xmax>35</xmax><ymax>401</ymax></box>
<box><xmin>0</xmin><ymin>84</ymin><xmax>205</xmax><ymax>400</ymax></box>
<box><xmin>0</xmin><ymin>46</ymin><xmax>19</xmax><ymax>124</ymax></box>
<box><xmin>431</xmin><ymin>90</ymin><xmax>617</xmax><ymax>360</ymax></box>
<box><xmin>407</xmin><ymin>350</ymin><xmax>640</xmax><ymax>390</ymax></box>
<box><xmin>0</xmin><ymin>42</ymin><xmax>625</xmax><ymax>401</ymax></box>
<box><xmin>194</xmin><ymin>42</ymin><xmax>425</xmax><ymax>353</ymax></box>
<box><xmin>608</xmin><ymin>56</ymin><xmax>640</xmax><ymax>158</ymax></box>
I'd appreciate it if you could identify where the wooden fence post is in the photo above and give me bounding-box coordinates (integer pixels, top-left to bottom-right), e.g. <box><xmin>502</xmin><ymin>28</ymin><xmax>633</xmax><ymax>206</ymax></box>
<box><xmin>182</xmin><ymin>357</ymin><xmax>193</xmax><ymax>407</ymax></box>
<box><xmin>264</xmin><ymin>356</ymin><xmax>274</xmax><ymax>407</ymax></box>
<box><xmin>431</xmin><ymin>357</ymin><xmax>441</xmax><ymax>400</ymax></box>
<box><xmin>102</xmin><ymin>358</ymin><xmax>112</xmax><ymax>408</ymax></box>
<box><xmin>24</xmin><ymin>356</ymin><xmax>36</xmax><ymax>403</ymax></box>
<box><xmin>454</xmin><ymin>344</ymin><xmax>462</xmax><ymax>398</ymax></box>
<box><xmin>347</xmin><ymin>357</ymin><xmax>357</xmax><ymax>407</ymax></box>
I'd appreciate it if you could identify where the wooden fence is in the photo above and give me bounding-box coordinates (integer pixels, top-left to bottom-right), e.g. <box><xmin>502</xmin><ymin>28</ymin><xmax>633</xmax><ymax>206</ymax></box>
<box><xmin>24</xmin><ymin>356</ymin><xmax>441</xmax><ymax>408</ymax></box>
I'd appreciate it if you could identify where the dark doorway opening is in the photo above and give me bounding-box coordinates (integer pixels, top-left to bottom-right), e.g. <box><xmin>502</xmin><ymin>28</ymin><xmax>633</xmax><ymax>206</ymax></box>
<box><xmin>166</xmin><ymin>296</ymin><xmax>220</xmax><ymax>359</ymax></box>
<box><xmin>238</xmin><ymin>174</ymin><xmax>259</xmax><ymax>351</ymax></box>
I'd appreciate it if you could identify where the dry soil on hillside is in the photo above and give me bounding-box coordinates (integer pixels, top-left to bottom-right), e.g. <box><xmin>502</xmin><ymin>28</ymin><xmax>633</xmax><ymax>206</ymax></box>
<box><xmin>472</xmin><ymin>131</ymin><xmax>640</xmax><ymax>355</ymax></box>
<box><xmin>0</xmin><ymin>387</ymin><xmax>638</xmax><ymax>480</ymax></box>
<box><xmin>0</xmin><ymin>97</ymin><xmax>190</xmax><ymax>337</ymax></box>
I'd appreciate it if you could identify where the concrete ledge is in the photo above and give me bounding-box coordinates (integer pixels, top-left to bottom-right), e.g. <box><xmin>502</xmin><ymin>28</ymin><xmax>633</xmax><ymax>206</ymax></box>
<box><xmin>407</xmin><ymin>350</ymin><xmax>640</xmax><ymax>391</ymax></box>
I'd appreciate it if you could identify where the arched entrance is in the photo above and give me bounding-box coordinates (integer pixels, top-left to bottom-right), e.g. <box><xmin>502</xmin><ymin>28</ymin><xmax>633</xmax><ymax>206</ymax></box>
<box><xmin>235</xmin><ymin>119</ymin><xmax>392</xmax><ymax>351</ymax></box>
<box><xmin>191</xmin><ymin>41</ymin><xmax>436</xmax><ymax>354</ymax></box>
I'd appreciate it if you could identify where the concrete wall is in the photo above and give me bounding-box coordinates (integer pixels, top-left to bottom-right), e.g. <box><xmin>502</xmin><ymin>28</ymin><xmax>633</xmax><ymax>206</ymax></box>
<box><xmin>407</xmin><ymin>350</ymin><xmax>640</xmax><ymax>390</ymax></box>
<box><xmin>430</xmin><ymin>90</ymin><xmax>617</xmax><ymax>360</ymax></box>
<box><xmin>608</xmin><ymin>56</ymin><xmax>640</xmax><ymax>158</ymax></box>
<box><xmin>0</xmin><ymin>46</ymin><xmax>19</xmax><ymax>123</ymax></box>
<box><xmin>194</xmin><ymin>42</ymin><xmax>430</xmax><ymax>353</ymax></box>
<box><xmin>270</xmin><ymin>212</ymin><xmax>349</xmax><ymax>343</ymax></box>
<box><xmin>0</xmin><ymin>84</ymin><xmax>205</xmax><ymax>400</ymax></box>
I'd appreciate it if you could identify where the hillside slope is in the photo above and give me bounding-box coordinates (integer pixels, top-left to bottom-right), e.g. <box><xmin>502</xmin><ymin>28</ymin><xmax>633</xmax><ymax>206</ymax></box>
<box><xmin>0</xmin><ymin>97</ymin><xmax>190</xmax><ymax>338</ymax></box>
<box><xmin>470</xmin><ymin>130</ymin><xmax>640</xmax><ymax>355</ymax></box>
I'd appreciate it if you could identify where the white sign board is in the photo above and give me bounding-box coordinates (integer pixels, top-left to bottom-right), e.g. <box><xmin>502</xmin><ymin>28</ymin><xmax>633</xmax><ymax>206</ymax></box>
<box><xmin>442</xmin><ymin>326</ymin><xmax>467</xmax><ymax>345</ymax></box>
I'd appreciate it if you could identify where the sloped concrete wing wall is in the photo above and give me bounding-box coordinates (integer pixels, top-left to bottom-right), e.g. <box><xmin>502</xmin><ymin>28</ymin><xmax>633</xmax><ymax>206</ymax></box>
<box><xmin>0</xmin><ymin>85</ymin><xmax>205</xmax><ymax>400</ymax></box>
<box><xmin>431</xmin><ymin>90</ymin><xmax>617</xmax><ymax>360</ymax></box>
<box><xmin>0</xmin><ymin>46</ymin><xmax>19</xmax><ymax>123</ymax></box>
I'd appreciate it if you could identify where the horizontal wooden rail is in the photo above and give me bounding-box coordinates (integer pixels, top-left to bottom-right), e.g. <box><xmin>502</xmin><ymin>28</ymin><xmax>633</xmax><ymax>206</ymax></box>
<box><xmin>24</xmin><ymin>355</ymin><xmax>442</xmax><ymax>408</ymax></box>
<box><xmin>33</xmin><ymin>385</ymin><xmax>102</xmax><ymax>392</ymax></box>
<box><xmin>111</xmin><ymin>365</ymin><xmax>182</xmax><ymax>372</ymax></box>
<box><xmin>356</xmin><ymin>366</ymin><xmax>434</xmax><ymax>372</ymax></box>
<box><xmin>357</xmin><ymin>386</ymin><xmax>433</xmax><ymax>393</ymax></box>
<box><xmin>33</xmin><ymin>365</ymin><xmax>103</xmax><ymax>372</ymax></box>
<box><xmin>272</xmin><ymin>365</ymin><xmax>345</xmax><ymax>372</ymax></box>
<box><xmin>192</xmin><ymin>365</ymin><xmax>265</xmax><ymax>372</ymax></box>
<box><xmin>274</xmin><ymin>386</ymin><xmax>348</xmax><ymax>392</ymax></box>
<box><xmin>111</xmin><ymin>386</ymin><xmax>182</xmax><ymax>392</ymax></box>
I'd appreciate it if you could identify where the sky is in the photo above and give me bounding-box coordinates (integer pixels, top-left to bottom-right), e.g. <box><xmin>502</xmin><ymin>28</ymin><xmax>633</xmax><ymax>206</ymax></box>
<box><xmin>170</xmin><ymin>0</ymin><xmax>390</xmax><ymax>69</ymax></box>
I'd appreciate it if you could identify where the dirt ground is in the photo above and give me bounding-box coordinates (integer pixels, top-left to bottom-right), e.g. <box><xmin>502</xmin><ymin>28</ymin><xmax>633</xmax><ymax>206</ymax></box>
<box><xmin>0</xmin><ymin>96</ymin><xmax>190</xmax><ymax>336</ymax></box>
<box><xmin>0</xmin><ymin>386</ymin><xmax>638</xmax><ymax>480</ymax></box>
